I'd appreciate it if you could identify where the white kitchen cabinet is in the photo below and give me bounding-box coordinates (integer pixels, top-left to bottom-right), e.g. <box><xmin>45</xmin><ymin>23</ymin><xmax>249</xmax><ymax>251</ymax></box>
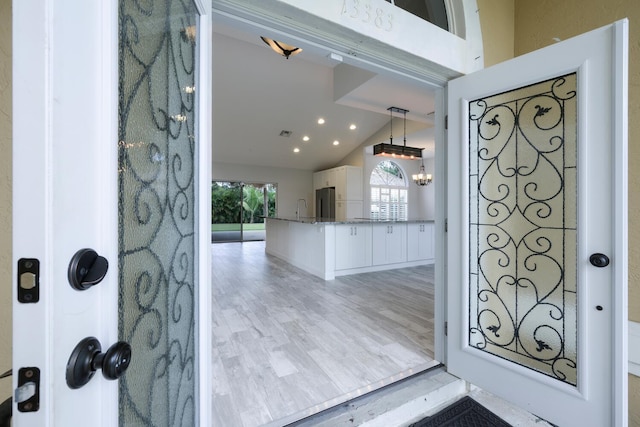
<box><xmin>313</xmin><ymin>168</ymin><xmax>336</xmax><ymax>189</ymax></box>
<box><xmin>334</xmin><ymin>165</ymin><xmax>363</xmax><ymax>201</ymax></box>
<box><xmin>372</xmin><ymin>223</ymin><xmax>407</xmax><ymax>266</ymax></box>
<box><xmin>314</xmin><ymin>165</ymin><xmax>362</xmax><ymax>201</ymax></box>
<box><xmin>407</xmin><ymin>222</ymin><xmax>435</xmax><ymax>261</ymax></box>
<box><xmin>336</xmin><ymin>200</ymin><xmax>363</xmax><ymax>220</ymax></box>
<box><xmin>335</xmin><ymin>224</ymin><xmax>372</xmax><ymax>270</ymax></box>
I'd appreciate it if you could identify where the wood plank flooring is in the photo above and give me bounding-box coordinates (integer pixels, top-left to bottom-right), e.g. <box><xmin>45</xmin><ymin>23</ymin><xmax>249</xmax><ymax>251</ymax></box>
<box><xmin>211</xmin><ymin>242</ymin><xmax>436</xmax><ymax>427</ymax></box>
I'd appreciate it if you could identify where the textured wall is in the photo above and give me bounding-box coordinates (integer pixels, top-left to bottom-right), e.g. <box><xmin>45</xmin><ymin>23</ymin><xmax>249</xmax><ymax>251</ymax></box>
<box><xmin>514</xmin><ymin>0</ymin><xmax>640</xmax><ymax>321</ymax></box>
<box><xmin>0</xmin><ymin>0</ymin><xmax>12</xmax><ymax>402</ymax></box>
<box><xmin>512</xmin><ymin>0</ymin><xmax>640</xmax><ymax>422</ymax></box>
<box><xmin>477</xmin><ymin>0</ymin><xmax>515</xmax><ymax>67</ymax></box>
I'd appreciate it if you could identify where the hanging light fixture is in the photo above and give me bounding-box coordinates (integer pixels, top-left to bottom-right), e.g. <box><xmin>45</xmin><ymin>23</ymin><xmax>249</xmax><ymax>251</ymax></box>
<box><xmin>412</xmin><ymin>157</ymin><xmax>433</xmax><ymax>186</ymax></box>
<box><xmin>260</xmin><ymin>36</ymin><xmax>302</xmax><ymax>59</ymax></box>
<box><xmin>373</xmin><ymin>107</ymin><xmax>423</xmax><ymax>159</ymax></box>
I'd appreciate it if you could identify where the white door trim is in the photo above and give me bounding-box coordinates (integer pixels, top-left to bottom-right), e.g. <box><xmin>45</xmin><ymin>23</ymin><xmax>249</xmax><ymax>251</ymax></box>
<box><xmin>194</xmin><ymin>0</ymin><xmax>214</xmax><ymax>425</ymax></box>
<box><xmin>612</xmin><ymin>19</ymin><xmax>629</xmax><ymax>427</ymax></box>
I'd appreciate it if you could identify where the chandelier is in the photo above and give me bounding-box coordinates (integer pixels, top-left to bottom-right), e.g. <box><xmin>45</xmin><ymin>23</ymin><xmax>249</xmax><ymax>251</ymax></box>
<box><xmin>412</xmin><ymin>157</ymin><xmax>432</xmax><ymax>186</ymax></box>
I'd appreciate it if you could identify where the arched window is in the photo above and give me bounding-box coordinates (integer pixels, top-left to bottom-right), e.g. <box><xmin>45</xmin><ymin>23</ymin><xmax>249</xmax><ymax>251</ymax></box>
<box><xmin>370</xmin><ymin>160</ymin><xmax>408</xmax><ymax>220</ymax></box>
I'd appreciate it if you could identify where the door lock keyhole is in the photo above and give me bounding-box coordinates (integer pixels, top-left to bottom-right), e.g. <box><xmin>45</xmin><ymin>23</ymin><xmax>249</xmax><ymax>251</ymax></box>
<box><xmin>68</xmin><ymin>249</ymin><xmax>109</xmax><ymax>290</ymax></box>
<box><xmin>589</xmin><ymin>253</ymin><xmax>610</xmax><ymax>268</ymax></box>
<box><xmin>66</xmin><ymin>337</ymin><xmax>132</xmax><ymax>389</ymax></box>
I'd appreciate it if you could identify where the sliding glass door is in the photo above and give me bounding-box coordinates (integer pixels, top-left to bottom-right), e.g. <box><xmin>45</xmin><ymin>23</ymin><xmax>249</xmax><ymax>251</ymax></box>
<box><xmin>211</xmin><ymin>181</ymin><xmax>276</xmax><ymax>242</ymax></box>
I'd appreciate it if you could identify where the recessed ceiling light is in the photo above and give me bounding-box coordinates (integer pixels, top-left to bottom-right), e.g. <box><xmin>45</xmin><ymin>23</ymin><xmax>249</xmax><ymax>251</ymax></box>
<box><xmin>293</xmin><ymin>147</ymin><xmax>300</xmax><ymax>153</ymax></box>
<box><xmin>303</xmin><ymin>136</ymin><xmax>310</xmax><ymax>141</ymax></box>
<box><xmin>318</xmin><ymin>118</ymin><xmax>325</xmax><ymax>125</ymax></box>
<box><xmin>349</xmin><ymin>124</ymin><xmax>357</xmax><ymax>130</ymax></box>
<box><xmin>333</xmin><ymin>140</ymin><xmax>339</xmax><ymax>146</ymax></box>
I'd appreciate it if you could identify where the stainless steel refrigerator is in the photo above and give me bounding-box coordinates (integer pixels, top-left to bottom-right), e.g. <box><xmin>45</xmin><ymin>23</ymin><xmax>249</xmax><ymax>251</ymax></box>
<box><xmin>315</xmin><ymin>187</ymin><xmax>335</xmax><ymax>219</ymax></box>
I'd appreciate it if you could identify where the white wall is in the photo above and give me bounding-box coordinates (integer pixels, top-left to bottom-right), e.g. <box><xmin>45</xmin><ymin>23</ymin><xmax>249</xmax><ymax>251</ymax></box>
<box><xmin>212</xmin><ymin>162</ymin><xmax>314</xmax><ymax>218</ymax></box>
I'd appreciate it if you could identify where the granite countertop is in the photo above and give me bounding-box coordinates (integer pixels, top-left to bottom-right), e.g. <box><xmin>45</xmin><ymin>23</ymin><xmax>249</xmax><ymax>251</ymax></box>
<box><xmin>266</xmin><ymin>217</ymin><xmax>434</xmax><ymax>225</ymax></box>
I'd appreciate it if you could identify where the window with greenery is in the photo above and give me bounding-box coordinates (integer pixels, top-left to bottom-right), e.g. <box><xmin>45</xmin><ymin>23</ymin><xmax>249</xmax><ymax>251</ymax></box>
<box><xmin>211</xmin><ymin>182</ymin><xmax>276</xmax><ymax>224</ymax></box>
<box><xmin>370</xmin><ymin>160</ymin><xmax>408</xmax><ymax>220</ymax></box>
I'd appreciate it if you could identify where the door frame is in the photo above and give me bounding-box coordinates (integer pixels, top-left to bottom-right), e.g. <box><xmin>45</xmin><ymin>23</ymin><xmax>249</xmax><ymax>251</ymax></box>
<box><xmin>209</xmin><ymin>0</ymin><xmax>482</xmax><ymax>368</ymax></box>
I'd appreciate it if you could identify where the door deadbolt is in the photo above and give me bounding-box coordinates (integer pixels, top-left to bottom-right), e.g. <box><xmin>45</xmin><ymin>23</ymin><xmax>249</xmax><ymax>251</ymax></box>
<box><xmin>589</xmin><ymin>253</ymin><xmax>610</xmax><ymax>268</ymax></box>
<box><xmin>68</xmin><ymin>249</ymin><xmax>109</xmax><ymax>290</ymax></box>
<box><xmin>66</xmin><ymin>337</ymin><xmax>132</xmax><ymax>389</ymax></box>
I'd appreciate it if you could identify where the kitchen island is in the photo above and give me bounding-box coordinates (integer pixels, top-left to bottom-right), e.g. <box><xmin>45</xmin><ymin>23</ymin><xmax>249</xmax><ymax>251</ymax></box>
<box><xmin>265</xmin><ymin>217</ymin><xmax>435</xmax><ymax>280</ymax></box>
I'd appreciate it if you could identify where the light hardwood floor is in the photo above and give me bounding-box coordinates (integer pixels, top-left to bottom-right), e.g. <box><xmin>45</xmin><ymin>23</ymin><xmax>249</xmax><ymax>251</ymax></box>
<box><xmin>211</xmin><ymin>241</ymin><xmax>436</xmax><ymax>427</ymax></box>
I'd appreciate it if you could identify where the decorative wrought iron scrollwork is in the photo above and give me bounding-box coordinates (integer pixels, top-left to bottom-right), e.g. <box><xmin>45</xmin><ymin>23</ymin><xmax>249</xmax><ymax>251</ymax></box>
<box><xmin>118</xmin><ymin>0</ymin><xmax>198</xmax><ymax>424</ymax></box>
<box><xmin>469</xmin><ymin>73</ymin><xmax>578</xmax><ymax>386</ymax></box>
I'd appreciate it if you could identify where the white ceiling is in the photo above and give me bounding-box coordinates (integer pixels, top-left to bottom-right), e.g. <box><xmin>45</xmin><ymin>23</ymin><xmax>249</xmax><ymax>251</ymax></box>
<box><xmin>212</xmin><ymin>21</ymin><xmax>437</xmax><ymax>172</ymax></box>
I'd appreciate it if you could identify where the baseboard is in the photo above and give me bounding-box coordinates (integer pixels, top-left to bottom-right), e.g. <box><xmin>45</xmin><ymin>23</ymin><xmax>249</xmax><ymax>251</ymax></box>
<box><xmin>629</xmin><ymin>321</ymin><xmax>640</xmax><ymax>377</ymax></box>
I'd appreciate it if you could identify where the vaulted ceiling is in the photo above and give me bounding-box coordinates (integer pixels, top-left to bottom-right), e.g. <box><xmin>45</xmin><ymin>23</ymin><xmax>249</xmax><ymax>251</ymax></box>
<box><xmin>212</xmin><ymin>20</ymin><xmax>437</xmax><ymax>172</ymax></box>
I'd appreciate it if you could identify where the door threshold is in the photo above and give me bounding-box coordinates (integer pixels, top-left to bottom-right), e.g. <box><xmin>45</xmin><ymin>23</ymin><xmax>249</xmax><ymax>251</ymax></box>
<box><xmin>274</xmin><ymin>363</ymin><xmax>555</xmax><ymax>427</ymax></box>
<box><xmin>275</xmin><ymin>362</ymin><xmax>459</xmax><ymax>427</ymax></box>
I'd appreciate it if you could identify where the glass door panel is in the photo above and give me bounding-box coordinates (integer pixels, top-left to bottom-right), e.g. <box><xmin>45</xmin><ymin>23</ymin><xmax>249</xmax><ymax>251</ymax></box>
<box><xmin>118</xmin><ymin>0</ymin><xmax>199</xmax><ymax>424</ymax></box>
<box><xmin>211</xmin><ymin>181</ymin><xmax>243</xmax><ymax>242</ymax></box>
<box><xmin>212</xmin><ymin>181</ymin><xmax>277</xmax><ymax>242</ymax></box>
<box><xmin>468</xmin><ymin>73</ymin><xmax>578</xmax><ymax>385</ymax></box>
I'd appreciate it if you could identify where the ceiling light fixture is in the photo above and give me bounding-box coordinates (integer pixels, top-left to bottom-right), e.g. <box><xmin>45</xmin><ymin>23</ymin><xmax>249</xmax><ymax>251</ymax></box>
<box><xmin>412</xmin><ymin>157</ymin><xmax>432</xmax><ymax>186</ymax></box>
<box><xmin>260</xmin><ymin>36</ymin><xmax>302</xmax><ymax>59</ymax></box>
<box><xmin>333</xmin><ymin>140</ymin><xmax>340</xmax><ymax>146</ymax></box>
<box><xmin>317</xmin><ymin>118</ymin><xmax>325</xmax><ymax>125</ymax></box>
<box><xmin>349</xmin><ymin>124</ymin><xmax>357</xmax><ymax>130</ymax></box>
<box><xmin>373</xmin><ymin>107</ymin><xmax>422</xmax><ymax>159</ymax></box>
<box><xmin>303</xmin><ymin>136</ymin><xmax>310</xmax><ymax>142</ymax></box>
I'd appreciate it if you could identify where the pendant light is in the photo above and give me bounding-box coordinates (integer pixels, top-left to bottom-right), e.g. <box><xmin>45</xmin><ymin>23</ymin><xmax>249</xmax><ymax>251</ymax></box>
<box><xmin>412</xmin><ymin>157</ymin><xmax>432</xmax><ymax>186</ymax></box>
<box><xmin>373</xmin><ymin>107</ymin><xmax>422</xmax><ymax>159</ymax></box>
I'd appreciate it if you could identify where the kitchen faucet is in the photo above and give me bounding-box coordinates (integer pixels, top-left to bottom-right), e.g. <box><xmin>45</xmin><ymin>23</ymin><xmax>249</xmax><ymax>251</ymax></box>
<box><xmin>296</xmin><ymin>199</ymin><xmax>307</xmax><ymax>220</ymax></box>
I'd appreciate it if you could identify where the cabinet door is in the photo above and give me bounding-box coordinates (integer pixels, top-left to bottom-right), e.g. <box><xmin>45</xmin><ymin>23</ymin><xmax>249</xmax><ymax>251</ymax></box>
<box><xmin>335</xmin><ymin>225</ymin><xmax>353</xmax><ymax>270</ymax></box>
<box><xmin>372</xmin><ymin>224</ymin><xmax>407</xmax><ymax>265</ymax></box>
<box><xmin>313</xmin><ymin>171</ymin><xmax>324</xmax><ymax>190</ymax></box>
<box><xmin>345</xmin><ymin>166</ymin><xmax>363</xmax><ymax>200</ymax></box>
<box><xmin>335</xmin><ymin>166</ymin><xmax>347</xmax><ymax>200</ymax></box>
<box><xmin>371</xmin><ymin>224</ymin><xmax>388</xmax><ymax>265</ymax></box>
<box><xmin>326</xmin><ymin>168</ymin><xmax>336</xmax><ymax>187</ymax></box>
<box><xmin>386</xmin><ymin>224</ymin><xmax>407</xmax><ymax>264</ymax></box>
<box><xmin>351</xmin><ymin>225</ymin><xmax>372</xmax><ymax>269</ymax></box>
<box><xmin>423</xmin><ymin>223</ymin><xmax>434</xmax><ymax>259</ymax></box>
<box><xmin>407</xmin><ymin>223</ymin><xmax>434</xmax><ymax>261</ymax></box>
<box><xmin>335</xmin><ymin>166</ymin><xmax>363</xmax><ymax>200</ymax></box>
<box><xmin>335</xmin><ymin>225</ymin><xmax>371</xmax><ymax>270</ymax></box>
<box><xmin>336</xmin><ymin>200</ymin><xmax>363</xmax><ymax>220</ymax></box>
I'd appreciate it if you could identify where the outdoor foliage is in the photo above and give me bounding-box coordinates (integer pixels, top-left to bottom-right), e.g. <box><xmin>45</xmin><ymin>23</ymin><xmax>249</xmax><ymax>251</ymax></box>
<box><xmin>211</xmin><ymin>182</ymin><xmax>277</xmax><ymax>224</ymax></box>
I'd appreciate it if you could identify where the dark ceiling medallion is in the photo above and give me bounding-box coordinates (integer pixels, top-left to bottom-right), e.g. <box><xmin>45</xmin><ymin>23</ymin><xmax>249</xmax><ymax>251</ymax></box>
<box><xmin>260</xmin><ymin>36</ymin><xmax>302</xmax><ymax>59</ymax></box>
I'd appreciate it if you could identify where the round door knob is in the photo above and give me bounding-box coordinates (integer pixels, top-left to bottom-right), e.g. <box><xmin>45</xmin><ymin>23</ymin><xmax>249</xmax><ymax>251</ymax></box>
<box><xmin>66</xmin><ymin>337</ymin><xmax>132</xmax><ymax>389</ymax></box>
<box><xmin>589</xmin><ymin>253</ymin><xmax>610</xmax><ymax>268</ymax></box>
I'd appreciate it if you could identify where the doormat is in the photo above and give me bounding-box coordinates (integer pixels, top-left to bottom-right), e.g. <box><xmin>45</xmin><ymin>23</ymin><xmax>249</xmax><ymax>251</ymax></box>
<box><xmin>408</xmin><ymin>396</ymin><xmax>512</xmax><ymax>427</ymax></box>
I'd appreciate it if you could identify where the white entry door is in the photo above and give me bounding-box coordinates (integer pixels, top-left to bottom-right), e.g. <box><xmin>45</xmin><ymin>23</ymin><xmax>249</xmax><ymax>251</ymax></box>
<box><xmin>12</xmin><ymin>0</ymin><xmax>212</xmax><ymax>425</ymax></box>
<box><xmin>447</xmin><ymin>21</ymin><xmax>628</xmax><ymax>427</ymax></box>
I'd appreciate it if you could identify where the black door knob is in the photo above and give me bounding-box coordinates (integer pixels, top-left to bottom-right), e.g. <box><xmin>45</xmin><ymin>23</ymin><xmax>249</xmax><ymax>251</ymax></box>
<box><xmin>66</xmin><ymin>337</ymin><xmax>132</xmax><ymax>389</ymax></box>
<box><xmin>68</xmin><ymin>249</ymin><xmax>109</xmax><ymax>290</ymax></box>
<box><xmin>589</xmin><ymin>253</ymin><xmax>610</xmax><ymax>268</ymax></box>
